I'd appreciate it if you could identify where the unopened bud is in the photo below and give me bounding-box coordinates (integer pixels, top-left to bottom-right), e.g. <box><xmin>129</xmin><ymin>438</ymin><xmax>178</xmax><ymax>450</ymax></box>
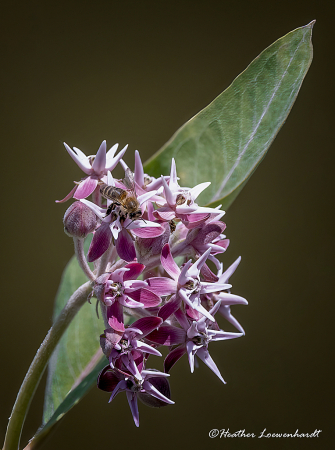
<box><xmin>63</xmin><ymin>201</ymin><xmax>98</xmax><ymax>238</ymax></box>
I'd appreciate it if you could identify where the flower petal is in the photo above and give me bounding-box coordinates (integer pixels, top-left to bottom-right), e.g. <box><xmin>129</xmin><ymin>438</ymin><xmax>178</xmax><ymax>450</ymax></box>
<box><xmin>136</xmin><ymin>341</ymin><xmax>162</xmax><ymax>357</ymax></box>
<box><xmin>186</xmin><ymin>341</ymin><xmax>196</xmax><ymax>372</ymax></box>
<box><xmin>200</xmin><ymin>282</ymin><xmax>232</xmax><ymax>294</ymax></box>
<box><xmin>87</xmin><ymin>223</ymin><xmax>112</xmax><ymax>262</ymax></box>
<box><xmin>169</xmin><ymin>158</ymin><xmax>179</xmax><ymax>191</ymax></box>
<box><xmin>97</xmin><ymin>366</ymin><xmax>124</xmax><ymax>392</ymax></box>
<box><xmin>217</xmin><ymin>292</ymin><xmax>248</xmax><ymax>305</ymax></box>
<box><xmin>161</xmin><ymin>243</ymin><xmax>180</xmax><ymax>280</ymax></box>
<box><xmin>196</xmin><ymin>347</ymin><xmax>226</xmax><ymax>384</ymax></box>
<box><xmin>164</xmin><ymin>345</ymin><xmax>187</xmax><ymax>373</ymax></box>
<box><xmin>219</xmin><ymin>304</ymin><xmax>245</xmax><ymax>334</ymax></box>
<box><xmin>134</xmin><ymin>150</ymin><xmax>144</xmax><ymax>187</ymax></box>
<box><xmin>116</xmin><ymin>229</ymin><xmax>136</xmax><ymax>262</ymax></box>
<box><xmin>174</xmin><ymin>307</ymin><xmax>190</xmax><ymax>330</ymax></box>
<box><xmin>182</xmin><ymin>213</ymin><xmax>210</xmax><ymax>228</ymax></box>
<box><xmin>107</xmin><ymin>302</ymin><xmax>125</xmax><ymax>332</ymax></box>
<box><xmin>218</xmin><ymin>256</ymin><xmax>241</xmax><ymax>283</ymax></box>
<box><xmin>158</xmin><ymin>295</ymin><xmax>181</xmax><ymax>322</ymax></box>
<box><xmin>178</xmin><ymin>260</ymin><xmax>192</xmax><ymax>286</ymax></box>
<box><xmin>137</xmin><ymin>190</ymin><xmax>157</xmax><ymax>206</ymax></box>
<box><xmin>123</xmin><ymin>263</ymin><xmax>145</xmax><ymax>281</ymax></box>
<box><xmin>80</xmin><ymin>198</ymin><xmax>105</xmax><ymax>220</ymax></box>
<box><xmin>126</xmin><ymin>392</ymin><xmax>140</xmax><ymax>427</ymax></box>
<box><xmin>187</xmin><ymin>247</ymin><xmax>212</xmax><ymax>278</ymax></box>
<box><xmin>188</xmin><ymin>206</ymin><xmax>225</xmax><ymax>215</ymax></box>
<box><xmin>153</xmin><ymin>208</ymin><xmax>175</xmax><ymax>222</ymax></box>
<box><xmin>130</xmin><ymin>223</ymin><xmax>165</xmax><ymax>238</ymax></box>
<box><xmin>189</xmin><ymin>182</ymin><xmax>211</xmax><ymax>200</ymax></box>
<box><xmin>200</xmin><ymin>263</ymin><xmax>219</xmax><ymax>283</ymax></box>
<box><xmin>106</xmin><ymin>143</ymin><xmax>119</xmax><ymax>160</ymax></box>
<box><xmin>146</xmin><ymin>325</ymin><xmax>186</xmax><ymax>346</ymax></box>
<box><xmin>130</xmin><ymin>316</ymin><xmax>163</xmax><ymax>337</ymax></box>
<box><xmin>142</xmin><ymin>381</ymin><xmax>174</xmax><ymax>405</ymax></box>
<box><xmin>146</xmin><ymin>277</ymin><xmax>177</xmax><ymax>296</ymax></box>
<box><xmin>138</xmin><ymin>375</ymin><xmax>172</xmax><ymax>408</ymax></box>
<box><xmin>74</xmin><ymin>176</ymin><xmax>98</xmax><ymax>199</ymax></box>
<box><xmin>127</xmin><ymin>288</ymin><xmax>162</xmax><ymax>308</ymax></box>
<box><xmin>161</xmin><ymin>175</ymin><xmax>175</xmax><ymax>207</ymax></box>
<box><xmin>64</xmin><ymin>142</ymin><xmax>91</xmax><ymax>174</ymax></box>
<box><xmin>106</xmin><ymin>144</ymin><xmax>128</xmax><ymax>171</ymax></box>
<box><xmin>92</xmin><ymin>140</ymin><xmax>107</xmax><ymax>174</ymax></box>
<box><xmin>56</xmin><ymin>184</ymin><xmax>78</xmax><ymax>203</ymax></box>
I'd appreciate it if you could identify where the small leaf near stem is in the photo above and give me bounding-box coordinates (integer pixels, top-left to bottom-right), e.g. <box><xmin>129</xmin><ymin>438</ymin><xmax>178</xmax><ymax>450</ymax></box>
<box><xmin>2</xmin><ymin>281</ymin><xmax>93</xmax><ymax>450</ymax></box>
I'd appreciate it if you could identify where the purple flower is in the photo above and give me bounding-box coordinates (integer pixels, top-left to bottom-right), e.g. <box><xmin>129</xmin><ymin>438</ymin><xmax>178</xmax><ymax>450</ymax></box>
<box><xmin>81</xmin><ymin>172</ymin><xmax>165</xmax><ymax>262</ymax></box>
<box><xmin>57</xmin><ymin>140</ymin><xmax>128</xmax><ymax>202</ymax></box>
<box><xmin>147</xmin><ymin>244</ymin><xmax>231</xmax><ymax>321</ymax></box>
<box><xmin>121</xmin><ymin>150</ymin><xmax>168</xmax><ymax>202</ymax></box>
<box><xmin>100</xmin><ymin>316</ymin><xmax>163</xmax><ymax>378</ymax></box>
<box><xmin>94</xmin><ymin>263</ymin><xmax>162</xmax><ymax>331</ymax></box>
<box><xmin>154</xmin><ymin>159</ymin><xmax>224</xmax><ymax>224</ymax></box>
<box><xmin>97</xmin><ymin>365</ymin><xmax>174</xmax><ymax>427</ymax></box>
<box><xmin>173</xmin><ymin>301</ymin><xmax>243</xmax><ymax>382</ymax></box>
<box><xmin>147</xmin><ymin>301</ymin><xmax>243</xmax><ymax>383</ymax></box>
<box><xmin>202</xmin><ymin>258</ymin><xmax>248</xmax><ymax>334</ymax></box>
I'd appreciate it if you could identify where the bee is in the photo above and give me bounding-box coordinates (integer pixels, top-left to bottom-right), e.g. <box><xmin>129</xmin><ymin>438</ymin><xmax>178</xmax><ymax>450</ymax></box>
<box><xmin>169</xmin><ymin>219</ymin><xmax>176</xmax><ymax>233</ymax></box>
<box><xmin>100</xmin><ymin>169</ymin><xmax>142</xmax><ymax>223</ymax></box>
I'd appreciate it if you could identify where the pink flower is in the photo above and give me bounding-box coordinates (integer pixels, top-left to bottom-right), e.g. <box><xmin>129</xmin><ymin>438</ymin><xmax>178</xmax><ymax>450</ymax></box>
<box><xmin>97</xmin><ymin>365</ymin><xmax>174</xmax><ymax>427</ymax></box>
<box><xmin>202</xmin><ymin>258</ymin><xmax>248</xmax><ymax>334</ymax></box>
<box><xmin>147</xmin><ymin>301</ymin><xmax>243</xmax><ymax>383</ymax></box>
<box><xmin>100</xmin><ymin>316</ymin><xmax>163</xmax><ymax>379</ymax></box>
<box><xmin>81</xmin><ymin>173</ymin><xmax>165</xmax><ymax>262</ymax></box>
<box><xmin>122</xmin><ymin>150</ymin><xmax>169</xmax><ymax>197</ymax></box>
<box><xmin>57</xmin><ymin>140</ymin><xmax>128</xmax><ymax>202</ymax></box>
<box><xmin>147</xmin><ymin>244</ymin><xmax>231</xmax><ymax>322</ymax></box>
<box><xmin>154</xmin><ymin>159</ymin><xmax>224</xmax><ymax>225</ymax></box>
<box><xmin>94</xmin><ymin>263</ymin><xmax>162</xmax><ymax>330</ymax></box>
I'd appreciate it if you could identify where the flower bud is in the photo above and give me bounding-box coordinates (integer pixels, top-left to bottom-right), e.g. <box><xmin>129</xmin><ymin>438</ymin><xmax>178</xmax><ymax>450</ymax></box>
<box><xmin>63</xmin><ymin>201</ymin><xmax>98</xmax><ymax>238</ymax></box>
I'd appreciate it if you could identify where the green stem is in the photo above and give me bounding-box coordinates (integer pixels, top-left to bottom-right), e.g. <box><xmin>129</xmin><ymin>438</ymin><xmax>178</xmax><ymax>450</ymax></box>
<box><xmin>2</xmin><ymin>281</ymin><xmax>93</xmax><ymax>450</ymax></box>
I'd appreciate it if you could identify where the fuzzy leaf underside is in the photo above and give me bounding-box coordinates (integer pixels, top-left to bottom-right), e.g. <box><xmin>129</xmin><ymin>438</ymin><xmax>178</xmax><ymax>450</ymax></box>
<box><xmin>144</xmin><ymin>22</ymin><xmax>314</xmax><ymax>209</ymax></box>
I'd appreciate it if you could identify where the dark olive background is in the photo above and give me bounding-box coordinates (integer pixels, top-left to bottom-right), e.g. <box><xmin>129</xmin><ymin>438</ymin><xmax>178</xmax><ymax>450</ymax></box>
<box><xmin>1</xmin><ymin>0</ymin><xmax>334</xmax><ymax>449</ymax></box>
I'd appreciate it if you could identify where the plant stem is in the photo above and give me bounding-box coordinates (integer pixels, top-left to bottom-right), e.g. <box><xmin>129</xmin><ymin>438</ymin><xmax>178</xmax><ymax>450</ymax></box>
<box><xmin>2</xmin><ymin>281</ymin><xmax>93</xmax><ymax>450</ymax></box>
<box><xmin>73</xmin><ymin>237</ymin><xmax>96</xmax><ymax>281</ymax></box>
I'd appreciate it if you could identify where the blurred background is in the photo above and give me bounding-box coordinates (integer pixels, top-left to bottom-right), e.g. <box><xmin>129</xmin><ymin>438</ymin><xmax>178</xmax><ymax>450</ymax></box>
<box><xmin>1</xmin><ymin>0</ymin><xmax>334</xmax><ymax>449</ymax></box>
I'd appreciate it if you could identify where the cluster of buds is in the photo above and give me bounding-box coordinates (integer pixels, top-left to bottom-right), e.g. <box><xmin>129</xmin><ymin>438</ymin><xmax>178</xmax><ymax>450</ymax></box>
<box><xmin>60</xmin><ymin>140</ymin><xmax>247</xmax><ymax>426</ymax></box>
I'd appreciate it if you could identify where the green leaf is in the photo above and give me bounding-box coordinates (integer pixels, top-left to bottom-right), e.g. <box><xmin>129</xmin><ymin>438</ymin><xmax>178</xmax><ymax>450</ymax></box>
<box><xmin>43</xmin><ymin>236</ymin><xmax>103</xmax><ymax>423</ymax></box>
<box><xmin>28</xmin><ymin>236</ymin><xmax>107</xmax><ymax>448</ymax></box>
<box><xmin>144</xmin><ymin>22</ymin><xmax>314</xmax><ymax>209</ymax></box>
<box><xmin>28</xmin><ymin>356</ymin><xmax>106</xmax><ymax>450</ymax></box>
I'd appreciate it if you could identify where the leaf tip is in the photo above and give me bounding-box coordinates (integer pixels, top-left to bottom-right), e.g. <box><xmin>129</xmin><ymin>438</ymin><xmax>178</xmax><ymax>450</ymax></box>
<box><xmin>308</xmin><ymin>19</ymin><xmax>316</xmax><ymax>28</ymax></box>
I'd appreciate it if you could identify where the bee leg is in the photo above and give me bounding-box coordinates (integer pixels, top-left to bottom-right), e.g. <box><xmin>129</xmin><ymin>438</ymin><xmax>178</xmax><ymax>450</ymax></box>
<box><xmin>104</xmin><ymin>203</ymin><xmax>118</xmax><ymax>219</ymax></box>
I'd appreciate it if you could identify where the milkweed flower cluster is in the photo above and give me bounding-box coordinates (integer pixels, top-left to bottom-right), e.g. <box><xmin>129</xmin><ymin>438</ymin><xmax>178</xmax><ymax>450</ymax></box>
<box><xmin>60</xmin><ymin>140</ymin><xmax>247</xmax><ymax>427</ymax></box>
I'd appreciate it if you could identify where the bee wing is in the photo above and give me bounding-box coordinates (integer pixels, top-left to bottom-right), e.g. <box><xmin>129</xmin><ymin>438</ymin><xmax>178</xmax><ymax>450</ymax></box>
<box><xmin>123</xmin><ymin>168</ymin><xmax>136</xmax><ymax>193</ymax></box>
<box><xmin>101</xmin><ymin>185</ymin><xmax>126</xmax><ymax>203</ymax></box>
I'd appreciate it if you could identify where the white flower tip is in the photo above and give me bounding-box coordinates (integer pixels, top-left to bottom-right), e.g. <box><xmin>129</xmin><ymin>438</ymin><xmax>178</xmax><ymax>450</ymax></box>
<box><xmin>63</xmin><ymin>142</ymin><xmax>73</xmax><ymax>152</ymax></box>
